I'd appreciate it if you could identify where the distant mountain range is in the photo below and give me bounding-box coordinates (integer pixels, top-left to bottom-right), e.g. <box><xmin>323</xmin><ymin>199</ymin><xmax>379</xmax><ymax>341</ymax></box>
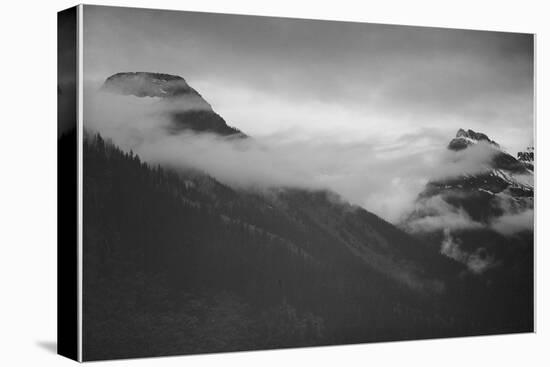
<box><xmin>74</xmin><ymin>72</ymin><xmax>533</xmax><ymax>360</ymax></box>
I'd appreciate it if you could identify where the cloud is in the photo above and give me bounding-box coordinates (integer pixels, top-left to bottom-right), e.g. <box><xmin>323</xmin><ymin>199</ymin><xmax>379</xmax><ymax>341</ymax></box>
<box><xmin>484</xmin><ymin>189</ymin><xmax>534</xmax><ymax>236</ymax></box>
<box><xmin>84</xmin><ymin>83</ymin><xmax>507</xmax><ymax>223</ymax></box>
<box><xmin>490</xmin><ymin>209</ymin><xmax>534</xmax><ymax>236</ymax></box>
<box><xmin>440</xmin><ymin>229</ymin><xmax>495</xmax><ymax>274</ymax></box>
<box><xmin>403</xmin><ymin>195</ymin><xmax>484</xmax><ymax>233</ymax></box>
<box><xmin>428</xmin><ymin>142</ymin><xmax>499</xmax><ymax>181</ymax></box>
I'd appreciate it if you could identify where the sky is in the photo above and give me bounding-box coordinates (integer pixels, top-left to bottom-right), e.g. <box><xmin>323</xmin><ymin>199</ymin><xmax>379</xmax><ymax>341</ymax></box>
<box><xmin>82</xmin><ymin>5</ymin><xmax>534</xmax><ymax>222</ymax></box>
<box><xmin>83</xmin><ymin>5</ymin><xmax>533</xmax><ymax>153</ymax></box>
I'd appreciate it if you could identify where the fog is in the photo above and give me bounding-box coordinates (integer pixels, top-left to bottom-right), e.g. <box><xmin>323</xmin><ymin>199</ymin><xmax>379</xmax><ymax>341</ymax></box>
<box><xmin>440</xmin><ymin>229</ymin><xmax>494</xmax><ymax>274</ymax></box>
<box><xmin>490</xmin><ymin>209</ymin><xmax>534</xmax><ymax>235</ymax></box>
<box><xmin>404</xmin><ymin>195</ymin><xmax>484</xmax><ymax>233</ymax></box>
<box><xmin>84</xmin><ymin>84</ymin><xmax>504</xmax><ymax>223</ymax></box>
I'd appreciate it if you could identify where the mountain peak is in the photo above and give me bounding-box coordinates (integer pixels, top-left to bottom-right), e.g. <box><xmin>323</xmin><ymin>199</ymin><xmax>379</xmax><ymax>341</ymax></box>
<box><xmin>101</xmin><ymin>72</ymin><xmax>246</xmax><ymax>138</ymax></box>
<box><xmin>449</xmin><ymin>128</ymin><xmax>499</xmax><ymax>151</ymax></box>
<box><xmin>103</xmin><ymin>72</ymin><xmax>199</xmax><ymax>98</ymax></box>
<box><xmin>446</xmin><ymin>128</ymin><xmax>530</xmax><ymax>174</ymax></box>
<box><xmin>455</xmin><ymin>128</ymin><xmax>494</xmax><ymax>143</ymax></box>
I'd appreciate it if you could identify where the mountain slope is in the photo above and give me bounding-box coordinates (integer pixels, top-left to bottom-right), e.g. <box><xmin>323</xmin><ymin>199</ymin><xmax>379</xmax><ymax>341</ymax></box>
<box><xmin>82</xmin><ymin>133</ymin><xmax>476</xmax><ymax>360</ymax></box>
<box><xmin>81</xmin><ymin>130</ymin><xmax>532</xmax><ymax>360</ymax></box>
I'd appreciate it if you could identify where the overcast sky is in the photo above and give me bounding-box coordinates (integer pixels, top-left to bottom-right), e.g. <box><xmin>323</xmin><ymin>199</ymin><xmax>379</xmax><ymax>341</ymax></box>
<box><xmin>83</xmin><ymin>5</ymin><xmax>533</xmax><ymax>155</ymax></box>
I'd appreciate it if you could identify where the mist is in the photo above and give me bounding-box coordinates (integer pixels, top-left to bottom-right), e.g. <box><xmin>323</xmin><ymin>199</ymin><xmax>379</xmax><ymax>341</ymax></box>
<box><xmin>83</xmin><ymin>84</ymin><xmax>507</xmax><ymax>223</ymax></box>
<box><xmin>440</xmin><ymin>229</ymin><xmax>495</xmax><ymax>274</ymax></box>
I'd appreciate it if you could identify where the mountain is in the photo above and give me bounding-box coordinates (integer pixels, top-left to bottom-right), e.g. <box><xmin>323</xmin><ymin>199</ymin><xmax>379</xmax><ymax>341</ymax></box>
<box><xmin>448</xmin><ymin>128</ymin><xmax>500</xmax><ymax>150</ymax></box>
<box><xmin>79</xmin><ymin>78</ymin><xmax>534</xmax><ymax>359</ymax></box>
<box><xmin>449</xmin><ymin>128</ymin><xmax>530</xmax><ymax>174</ymax></box>
<box><xmin>102</xmin><ymin>72</ymin><xmax>245</xmax><ymax>137</ymax></box>
<box><xmin>401</xmin><ymin>128</ymin><xmax>533</xmax><ymax>337</ymax></box>
<box><xmin>406</xmin><ymin>128</ymin><xmax>533</xmax><ymax>227</ymax></box>
<box><xmin>103</xmin><ymin>72</ymin><xmax>201</xmax><ymax>98</ymax></box>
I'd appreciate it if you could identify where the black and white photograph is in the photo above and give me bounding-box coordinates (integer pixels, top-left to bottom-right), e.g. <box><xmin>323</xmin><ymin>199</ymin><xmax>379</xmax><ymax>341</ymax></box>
<box><xmin>56</xmin><ymin>4</ymin><xmax>540</xmax><ymax>361</ymax></box>
<box><xmin>4</xmin><ymin>0</ymin><xmax>550</xmax><ymax>365</ymax></box>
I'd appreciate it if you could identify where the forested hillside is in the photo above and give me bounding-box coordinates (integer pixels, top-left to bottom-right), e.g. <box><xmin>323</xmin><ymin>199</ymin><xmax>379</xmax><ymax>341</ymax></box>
<box><xmin>80</xmin><ymin>133</ymin><xmax>531</xmax><ymax>360</ymax></box>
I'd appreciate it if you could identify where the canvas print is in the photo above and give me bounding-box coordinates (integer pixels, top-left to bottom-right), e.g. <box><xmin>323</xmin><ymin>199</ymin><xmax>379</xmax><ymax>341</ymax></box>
<box><xmin>58</xmin><ymin>4</ymin><xmax>535</xmax><ymax>361</ymax></box>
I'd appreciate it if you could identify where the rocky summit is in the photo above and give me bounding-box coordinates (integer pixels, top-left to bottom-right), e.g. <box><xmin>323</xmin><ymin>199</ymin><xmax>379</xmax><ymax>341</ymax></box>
<box><xmin>448</xmin><ymin>128</ymin><xmax>499</xmax><ymax>151</ymax></box>
<box><xmin>102</xmin><ymin>72</ymin><xmax>200</xmax><ymax>98</ymax></box>
<box><xmin>102</xmin><ymin>72</ymin><xmax>245</xmax><ymax>137</ymax></box>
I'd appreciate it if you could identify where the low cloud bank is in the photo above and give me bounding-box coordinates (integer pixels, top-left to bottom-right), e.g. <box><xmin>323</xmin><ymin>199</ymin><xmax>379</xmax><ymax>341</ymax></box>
<box><xmin>84</xmin><ymin>84</ymin><xmax>508</xmax><ymax>223</ymax></box>
<box><xmin>490</xmin><ymin>209</ymin><xmax>534</xmax><ymax>236</ymax></box>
